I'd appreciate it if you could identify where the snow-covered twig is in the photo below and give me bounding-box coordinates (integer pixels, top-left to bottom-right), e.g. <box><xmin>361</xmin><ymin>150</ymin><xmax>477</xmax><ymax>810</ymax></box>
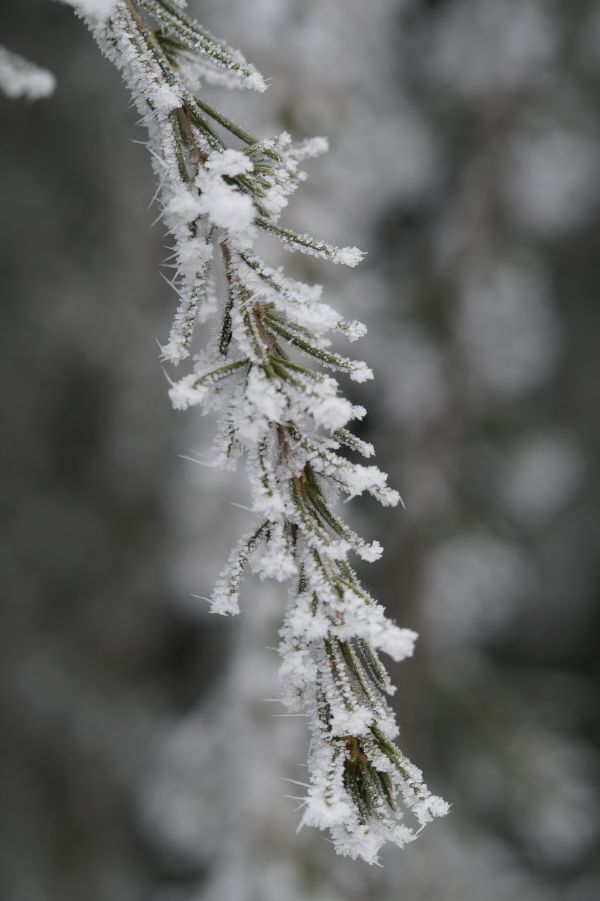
<box><xmin>74</xmin><ymin>0</ymin><xmax>448</xmax><ymax>863</ymax></box>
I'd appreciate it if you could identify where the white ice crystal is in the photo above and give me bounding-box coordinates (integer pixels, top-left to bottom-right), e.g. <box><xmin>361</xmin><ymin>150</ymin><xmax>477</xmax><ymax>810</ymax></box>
<box><xmin>168</xmin><ymin>373</ymin><xmax>207</xmax><ymax>410</ymax></box>
<box><xmin>332</xmin><ymin>246</ymin><xmax>365</xmax><ymax>267</ymax></box>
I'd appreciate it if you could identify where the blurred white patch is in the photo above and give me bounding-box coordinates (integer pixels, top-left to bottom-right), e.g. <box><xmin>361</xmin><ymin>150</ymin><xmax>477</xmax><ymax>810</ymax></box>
<box><xmin>505</xmin><ymin>125</ymin><xmax>600</xmax><ymax>237</ymax></box>
<box><xmin>457</xmin><ymin>258</ymin><xmax>561</xmax><ymax>398</ymax></box>
<box><xmin>404</xmin><ymin>457</ymin><xmax>456</xmax><ymax>522</ymax></box>
<box><xmin>0</xmin><ymin>45</ymin><xmax>55</xmax><ymax>100</ymax></box>
<box><xmin>502</xmin><ymin>432</ymin><xmax>585</xmax><ymax>527</ymax></box>
<box><xmin>423</xmin><ymin>533</ymin><xmax>531</xmax><ymax>644</ymax></box>
<box><xmin>506</xmin><ymin>728</ymin><xmax>600</xmax><ymax>866</ymax></box>
<box><xmin>381</xmin><ymin>328</ymin><xmax>447</xmax><ymax>430</ymax></box>
<box><xmin>427</xmin><ymin>0</ymin><xmax>557</xmax><ymax>100</ymax></box>
<box><xmin>382</xmin><ymin>821</ymin><xmax>553</xmax><ymax>901</ymax></box>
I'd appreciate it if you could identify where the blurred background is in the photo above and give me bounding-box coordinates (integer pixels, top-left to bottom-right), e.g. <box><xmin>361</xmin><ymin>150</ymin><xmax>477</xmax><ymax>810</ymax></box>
<box><xmin>1</xmin><ymin>1</ymin><xmax>600</xmax><ymax>899</ymax></box>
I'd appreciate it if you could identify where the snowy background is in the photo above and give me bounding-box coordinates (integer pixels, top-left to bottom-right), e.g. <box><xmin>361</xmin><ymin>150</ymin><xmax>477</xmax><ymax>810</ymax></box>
<box><xmin>1</xmin><ymin>0</ymin><xmax>600</xmax><ymax>898</ymax></box>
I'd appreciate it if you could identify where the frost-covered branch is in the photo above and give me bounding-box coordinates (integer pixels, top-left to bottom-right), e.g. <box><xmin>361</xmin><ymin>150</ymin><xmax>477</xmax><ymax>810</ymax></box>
<box><xmin>74</xmin><ymin>0</ymin><xmax>448</xmax><ymax>863</ymax></box>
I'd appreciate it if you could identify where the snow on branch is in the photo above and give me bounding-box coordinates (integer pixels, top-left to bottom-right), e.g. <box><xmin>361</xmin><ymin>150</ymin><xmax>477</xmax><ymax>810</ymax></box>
<box><xmin>74</xmin><ymin>0</ymin><xmax>449</xmax><ymax>863</ymax></box>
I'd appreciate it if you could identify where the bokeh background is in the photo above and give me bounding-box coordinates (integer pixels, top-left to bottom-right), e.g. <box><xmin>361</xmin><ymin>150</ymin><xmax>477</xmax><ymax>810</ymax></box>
<box><xmin>1</xmin><ymin>1</ymin><xmax>600</xmax><ymax>899</ymax></box>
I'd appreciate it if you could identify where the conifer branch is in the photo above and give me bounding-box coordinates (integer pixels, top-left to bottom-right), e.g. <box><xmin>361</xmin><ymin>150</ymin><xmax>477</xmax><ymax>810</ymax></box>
<box><xmin>72</xmin><ymin>0</ymin><xmax>449</xmax><ymax>863</ymax></box>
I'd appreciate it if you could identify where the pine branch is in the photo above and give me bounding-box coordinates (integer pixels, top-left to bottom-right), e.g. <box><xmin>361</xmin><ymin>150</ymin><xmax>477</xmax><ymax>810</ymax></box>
<box><xmin>73</xmin><ymin>0</ymin><xmax>449</xmax><ymax>864</ymax></box>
